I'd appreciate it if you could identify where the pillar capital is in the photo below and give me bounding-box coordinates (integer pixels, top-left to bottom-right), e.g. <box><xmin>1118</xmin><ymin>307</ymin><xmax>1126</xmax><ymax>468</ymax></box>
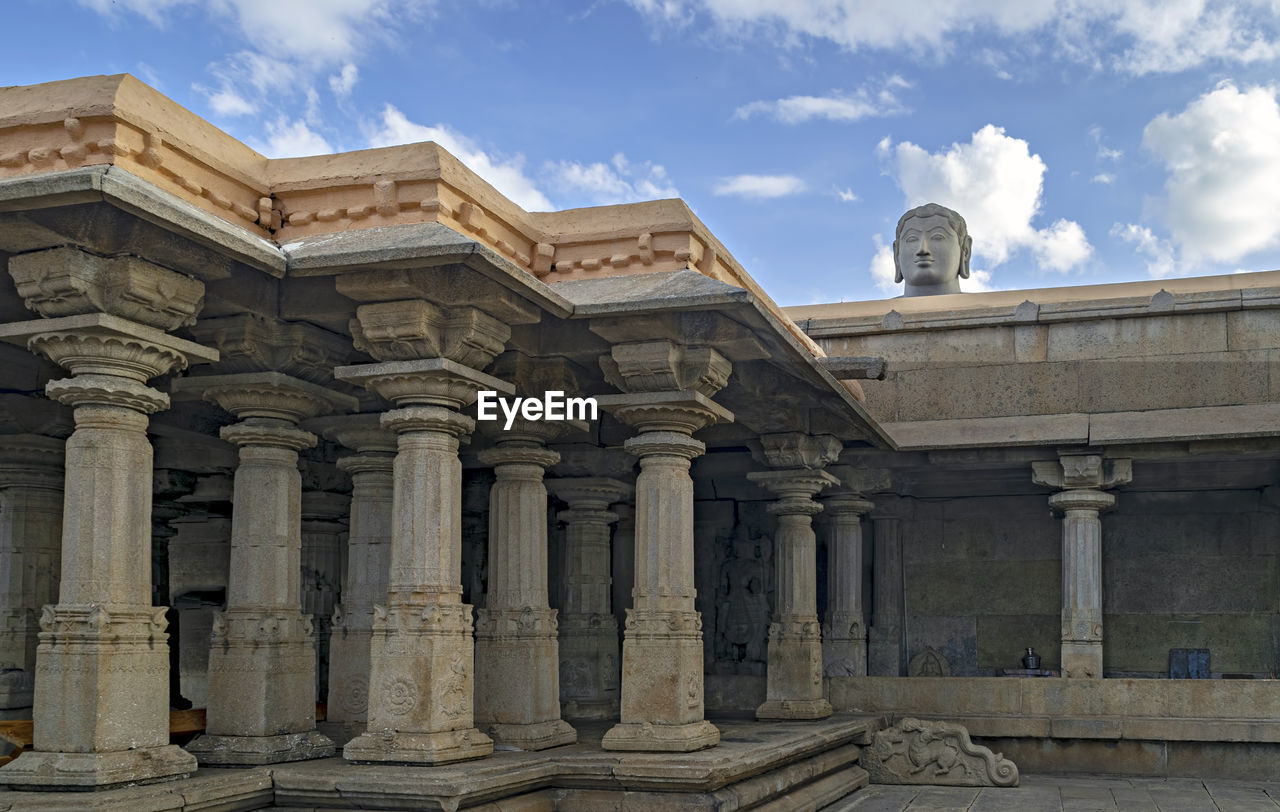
<box><xmin>1048</xmin><ymin>488</ymin><xmax>1116</xmax><ymax>515</ymax></box>
<box><xmin>311</xmin><ymin>412</ymin><xmax>398</xmax><ymax>455</ymax></box>
<box><xmin>822</xmin><ymin>493</ymin><xmax>876</xmax><ymax>518</ymax></box>
<box><xmin>751</xmin><ymin>432</ymin><xmax>842</xmax><ymax>469</ymax></box>
<box><xmin>180</xmin><ymin>371</ymin><xmax>358</xmax><ymax>424</ymax></box>
<box><xmin>600</xmin><ymin>340</ymin><xmax>731</xmax><ymax>398</ymax></box>
<box><xmin>476</xmin><ymin>445</ymin><xmax>560</xmax><ymax>470</ymax></box>
<box><xmin>1033</xmin><ymin>453</ymin><xmax>1132</xmax><ymax>491</ymax></box>
<box><xmin>8</xmin><ymin>246</ymin><xmax>204</xmax><ymax>330</ymax></box>
<box><xmin>382</xmin><ymin>404</ymin><xmax>474</xmax><ymax>438</ymax></box>
<box><xmin>348</xmin><ymin>298</ymin><xmax>512</xmax><ymax>368</ymax></box>
<box><xmin>749</xmin><ymin>468</ymin><xmax>840</xmax><ymax>504</ymax></box>
<box><xmin>0</xmin><ymin>433</ymin><xmax>65</xmax><ymax>490</ymax></box>
<box><xmin>337</xmin><ymin>357</ymin><xmax>512</xmax><ymax>410</ymax></box>
<box><xmin>548</xmin><ymin>476</ymin><xmax>633</xmax><ymax>513</ymax></box>
<box><xmin>187</xmin><ymin>314</ymin><xmax>354</xmax><ymax>385</ymax></box>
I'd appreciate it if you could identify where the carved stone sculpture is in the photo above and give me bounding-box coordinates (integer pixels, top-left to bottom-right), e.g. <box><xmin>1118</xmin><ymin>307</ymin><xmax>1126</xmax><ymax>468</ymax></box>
<box><xmin>893</xmin><ymin>203</ymin><xmax>972</xmax><ymax>297</ymax></box>
<box><xmin>862</xmin><ymin>717</ymin><xmax>1019</xmax><ymax>787</ymax></box>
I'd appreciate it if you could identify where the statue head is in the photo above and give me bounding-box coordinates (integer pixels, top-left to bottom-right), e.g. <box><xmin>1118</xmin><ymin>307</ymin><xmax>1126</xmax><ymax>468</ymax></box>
<box><xmin>893</xmin><ymin>203</ymin><xmax>972</xmax><ymax>296</ymax></box>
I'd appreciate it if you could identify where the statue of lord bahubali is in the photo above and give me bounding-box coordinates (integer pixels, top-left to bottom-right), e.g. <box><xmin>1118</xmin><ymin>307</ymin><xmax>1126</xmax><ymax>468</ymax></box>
<box><xmin>894</xmin><ymin>203</ymin><xmax>972</xmax><ymax>296</ymax></box>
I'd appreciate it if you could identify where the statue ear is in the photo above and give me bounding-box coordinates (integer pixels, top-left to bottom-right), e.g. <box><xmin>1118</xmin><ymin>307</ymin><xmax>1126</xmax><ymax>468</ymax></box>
<box><xmin>892</xmin><ymin>239</ymin><xmax>903</xmax><ymax>284</ymax></box>
<box><xmin>958</xmin><ymin>235</ymin><xmax>973</xmax><ymax>280</ymax></box>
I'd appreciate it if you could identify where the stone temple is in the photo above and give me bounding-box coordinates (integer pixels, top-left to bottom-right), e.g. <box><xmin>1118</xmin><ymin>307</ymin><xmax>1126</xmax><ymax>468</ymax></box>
<box><xmin>0</xmin><ymin>75</ymin><xmax>1274</xmax><ymax>809</ymax></box>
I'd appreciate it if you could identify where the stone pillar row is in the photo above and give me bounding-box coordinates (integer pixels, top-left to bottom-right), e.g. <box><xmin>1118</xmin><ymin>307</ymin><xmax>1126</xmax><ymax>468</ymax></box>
<box><xmin>0</xmin><ymin>251</ymin><xmax>877</xmax><ymax>783</ymax></box>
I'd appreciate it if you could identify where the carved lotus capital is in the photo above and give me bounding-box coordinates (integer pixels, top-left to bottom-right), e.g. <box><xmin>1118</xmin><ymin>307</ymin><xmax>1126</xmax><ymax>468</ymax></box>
<box><xmin>311</xmin><ymin>413</ymin><xmax>398</xmax><ymax>454</ymax></box>
<box><xmin>336</xmin><ymin>358</ymin><xmax>513</xmax><ymax>409</ymax></box>
<box><xmin>381</xmin><ymin>405</ymin><xmax>475</xmax><ymax>438</ymax></box>
<box><xmin>45</xmin><ymin>374</ymin><xmax>169</xmax><ymax>414</ymax></box>
<box><xmin>9</xmin><ymin>247</ymin><xmax>204</xmax><ymax>330</ymax></box>
<box><xmin>477</xmin><ymin>445</ymin><xmax>560</xmax><ymax>470</ymax></box>
<box><xmin>546</xmin><ymin>476</ymin><xmax>633</xmax><ymax>511</ymax></box>
<box><xmin>598</xmin><ymin>390</ymin><xmax>732</xmax><ymax>436</ymax></box>
<box><xmin>749</xmin><ymin>468</ymin><xmax>840</xmax><ymax>502</ymax></box>
<box><xmin>29</xmin><ymin>329</ymin><xmax>189</xmax><ymax>382</ymax></box>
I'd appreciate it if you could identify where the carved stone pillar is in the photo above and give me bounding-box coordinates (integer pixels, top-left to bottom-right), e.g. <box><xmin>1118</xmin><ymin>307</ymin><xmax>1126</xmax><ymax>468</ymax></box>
<box><xmin>0</xmin><ymin>246</ymin><xmax>214</xmax><ymax>787</ymax></box>
<box><xmin>595</xmin><ymin>339</ymin><xmax>732</xmax><ymax>753</ymax></box>
<box><xmin>182</xmin><ymin>373</ymin><xmax>354</xmax><ymax>765</ymax></box>
<box><xmin>0</xmin><ymin>435</ymin><xmax>63</xmax><ymax>711</ymax></box>
<box><xmin>749</xmin><ymin>433</ymin><xmax>840</xmax><ymax>720</ymax></box>
<box><xmin>473</xmin><ymin>420</ymin><xmax>576</xmax><ymax>750</ymax></box>
<box><xmin>868</xmin><ymin>515</ymin><xmax>904</xmax><ymax>677</ymax></box>
<box><xmin>1033</xmin><ymin>453</ymin><xmax>1132</xmax><ymax>679</ymax></box>
<box><xmin>313</xmin><ymin>415</ymin><xmax>396</xmax><ymax>740</ymax></box>
<box><xmin>546</xmin><ymin>477</ymin><xmax>631</xmax><ymax>721</ymax></box>
<box><xmin>822</xmin><ymin>494</ymin><xmax>873</xmax><ymax>677</ymax></box>
<box><xmin>302</xmin><ymin>491</ymin><xmax>349</xmax><ymax>704</ymax></box>
<box><xmin>335</xmin><ymin>290</ymin><xmax>529</xmax><ymax>765</ymax></box>
<box><xmin>168</xmin><ymin>511</ymin><xmax>231</xmax><ymax>710</ymax></box>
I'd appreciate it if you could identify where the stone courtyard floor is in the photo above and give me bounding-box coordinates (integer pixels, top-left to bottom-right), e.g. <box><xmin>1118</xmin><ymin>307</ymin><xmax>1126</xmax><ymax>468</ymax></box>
<box><xmin>824</xmin><ymin>774</ymin><xmax>1280</xmax><ymax>811</ymax></box>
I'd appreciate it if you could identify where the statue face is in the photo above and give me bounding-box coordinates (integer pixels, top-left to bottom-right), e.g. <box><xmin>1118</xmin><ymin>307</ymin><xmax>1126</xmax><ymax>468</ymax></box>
<box><xmin>896</xmin><ymin>214</ymin><xmax>962</xmax><ymax>288</ymax></box>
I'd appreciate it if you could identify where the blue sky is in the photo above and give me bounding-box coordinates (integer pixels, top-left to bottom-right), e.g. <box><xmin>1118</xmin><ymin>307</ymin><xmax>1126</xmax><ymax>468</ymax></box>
<box><xmin>9</xmin><ymin>0</ymin><xmax>1280</xmax><ymax>304</ymax></box>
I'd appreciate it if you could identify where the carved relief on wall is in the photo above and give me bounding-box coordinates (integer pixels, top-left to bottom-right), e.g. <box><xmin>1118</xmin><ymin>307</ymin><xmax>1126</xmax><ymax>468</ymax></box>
<box><xmin>861</xmin><ymin>717</ymin><xmax>1019</xmax><ymax>787</ymax></box>
<box><xmin>710</xmin><ymin>523</ymin><xmax>774</xmax><ymax>675</ymax></box>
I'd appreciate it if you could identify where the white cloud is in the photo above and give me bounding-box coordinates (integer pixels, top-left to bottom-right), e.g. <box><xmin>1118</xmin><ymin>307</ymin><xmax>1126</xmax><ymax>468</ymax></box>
<box><xmin>1031</xmin><ymin>219</ymin><xmax>1094</xmax><ymax>272</ymax></box>
<box><xmin>1141</xmin><ymin>81</ymin><xmax>1280</xmax><ymax>266</ymax></box>
<box><xmin>329</xmin><ymin>63</ymin><xmax>359</xmax><ymax>98</ymax></box>
<box><xmin>1089</xmin><ymin>125</ymin><xmax>1124</xmax><ymax>161</ymax></box>
<box><xmin>207</xmin><ymin>88</ymin><xmax>256</xmax><ymax>116</ymax></box>
<box><xmin>883</xmin><ymin>124</ymin><xmax>1092</xmax><ymax>273</ymax></box>
<box><xmin>1091</xmin><ymin>173</ymin><xmax>1115</xmax><ymax>184</ymax></box>
<box><xmin>1112</xmin><ymin>223</ymin><xmax>1177</xmax><ymax>277</ymax></box>
<box><xmin>543</xmin><ymin>153</ymin><xmax>679</xmax><ymax>206</ymax></box>
<box><xmin>367</xmin><ymin>105</ymin><xmax>552</xmax><ymax>211</ymax></box>
<box><xmin>626</xmin><ymin>0</ymin><xmax>1280</xmax><ymax>76</ymax></box>
<box><xmin>257</xmin><ymin>117</ymin><xmax>333</xmax><ymax>158</ymax></box>
<box><xmin>869</xmin><ymin>236</ymin><xmax>897</xmax><ymax>293</ymax></box>
<box><xmin>836</xmin><ymin>187</ymin><xmax>858</xmax><ymax>202</ymax></box>
<box><xmin>734</xmin><ymin>76</ymin><xmax>911</xmax><ymax>124</ymax></box>
<box><xmin>713</xmin><ymin>174</ymin><xmax>807</xmax><ymax>199</ymax></box>
<box><xmin>77</xmin><ymin>0</ymin><xmax>190</xmax><ymax>26</ymax></box>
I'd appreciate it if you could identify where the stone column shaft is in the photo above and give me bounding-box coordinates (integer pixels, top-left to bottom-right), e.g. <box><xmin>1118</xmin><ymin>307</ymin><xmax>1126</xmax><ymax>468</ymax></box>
<box><xmin>1052</xmin><ymin>490</ymin><xmax>1112</xmax><ymax>679</ymax></box>
<box><xmin>1033</xmin><ymin>454</ymin><xmax>1130</xmax><ymax>680</ymax></box>
<box><xmin>602</xmin><ymin>431</ymin><xmax>719</xmax><ymax>751</ymax></box>
<box><xmin>0</xmin><ymin>243</ymin><xmax>215</xmax><ymax>787</ymax></box>
<box><xmin>474</xmin><ymin>443</ymin><xmax>576</xmax><ymax>750</ymax></box>
<box><xmin>593</xmin><ymin>338</ymin><xmax>733</xmax><ymax>753</ymax></box>
<box><xmin>548</xmin><ymin>477</ymin><xmax>630</xmax><ymax>721</ymax></box>
<box><xmin>0</xmin><ymin>437</ymin><xmax>63</xmax><ymax>711</ymax></box>
<box><xmin>183</xmin><ymin>373</ymin><xmax>354</xmax><ymax>766</ymax></box>
<box><xmin>868</xmin><ymin>517</ymin><xmax>904</xmax><ymax>677</ymax></box>
<box><xmin>749</xmin><ymin>468</ymin><xmax>837</xmax><ymax>720</ymax></box>
<box><xmin>823</xmin><ymin>496</ymin><xmax>873</xmax><ymax>677</ymax></box>
<box><xmin>325</xmin><ymin>440</ymin><xmax>394</xmax><ymax>735</ymax></box>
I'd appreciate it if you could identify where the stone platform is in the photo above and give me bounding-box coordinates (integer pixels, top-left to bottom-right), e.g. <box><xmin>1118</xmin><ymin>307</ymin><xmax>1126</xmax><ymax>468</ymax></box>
<box><xmin>0</xmin><ymin>715</ymin><xmax>876</xmax><ymax>811</ymax></box>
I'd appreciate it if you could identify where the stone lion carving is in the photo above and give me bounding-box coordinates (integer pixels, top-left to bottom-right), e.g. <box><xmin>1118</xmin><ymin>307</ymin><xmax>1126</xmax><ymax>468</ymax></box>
<box><xmin>861</xmin><ymin>717</ymin><xmax>1019</xmax><ymax>787</ymax></box>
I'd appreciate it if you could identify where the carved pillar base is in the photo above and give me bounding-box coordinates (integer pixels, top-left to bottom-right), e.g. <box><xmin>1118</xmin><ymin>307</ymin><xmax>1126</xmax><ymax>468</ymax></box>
<box><xmin>474</xmin><ymin>608</ymin><xmax>576</xmax><ymax>750</ymax></box>
<box><xmin>343</xmin><ymin>603</ymin><xmax>493</xmax><ymax>765</ymax></box>
<box><xmin>187</xmin><ymin>610</ymin><xmax>330</xmax><ymax>764</ymax></box>
<box><xmin>557</xmin><ymin>616</ymin><xmax>620</xmax><ymax>720</ymax></box>
<box><xmin>756</xmin><ymin>621</ymin><xmax>831</xmax><ymax>720</ymax></box>
<box><xmin>1</xmin><ymin>605</ymin><xmax>197</xmax><ymax>788</ymax></box>
<box><xmin>601</xmin><ymin>609</ymin><xmax>719</xmax><ymax>753</ymax></box>
<box><xmin>823</xmin><ymin>612</ymin><xmax>868</xmax><ymax>678</ymax></box>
